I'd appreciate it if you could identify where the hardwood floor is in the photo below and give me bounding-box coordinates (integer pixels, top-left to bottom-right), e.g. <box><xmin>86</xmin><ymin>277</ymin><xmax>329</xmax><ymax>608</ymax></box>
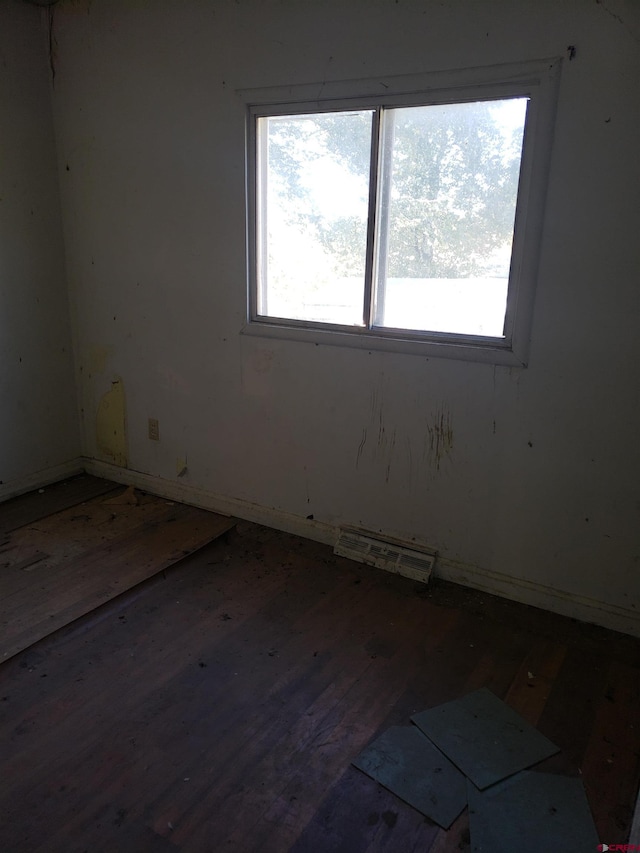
<box><xmin>0</xmin><ymin>497</ymin><xmax>639</xmax><ymax>851</ymax></box>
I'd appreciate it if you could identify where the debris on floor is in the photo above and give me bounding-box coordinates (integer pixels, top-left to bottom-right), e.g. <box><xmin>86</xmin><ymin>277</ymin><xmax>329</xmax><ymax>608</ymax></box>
<box><xmin>467</xmin><ymin>770</ymin><xmax>599</xmax><ymax>852</ymax></box>
<box><xmin>352</xmin><ymin>725</ymin><xmax>467</xmax><ymax>829</ymax></box>
<box><xmin>411</xmin><ymin>687</ymin><xmax>559</xmax><ymax>789</ymax></box>
<box><xmin>103</xmin><ymin>485</ymin><xmax>139</xmax><ymax>506</ymax></box>
<box><xmin>352</xmin><ymin>688</ymin><xmax>598</xmax><ymax>851</ymax></box>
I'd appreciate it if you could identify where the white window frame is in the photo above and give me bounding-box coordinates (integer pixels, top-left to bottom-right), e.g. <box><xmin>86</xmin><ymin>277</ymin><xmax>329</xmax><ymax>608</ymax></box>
<box><xmin>242</xmin><ymin>59</ymin><xmax>561</xmax><ymax>366</ymax></box>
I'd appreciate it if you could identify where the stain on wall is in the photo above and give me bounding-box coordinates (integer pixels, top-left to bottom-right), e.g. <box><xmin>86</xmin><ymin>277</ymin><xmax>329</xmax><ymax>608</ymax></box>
<box><xmin>96</xmin><ymin>377</ymin><xmax>127</xmax><ymax>467</ymax></box>
<box><xmin>356</xmin><ymin>426</ymin><xmax>368</xmax><ymax>469</ymax></box>
<box><xmin>427</xmin><ymin>405</ymin><xmax>453</xmax><ymax>470</ymax></box>
<box><xmin>356</xmin><ymin>383</ymin><xmax>398</xmax><ymax>484</ymax></box>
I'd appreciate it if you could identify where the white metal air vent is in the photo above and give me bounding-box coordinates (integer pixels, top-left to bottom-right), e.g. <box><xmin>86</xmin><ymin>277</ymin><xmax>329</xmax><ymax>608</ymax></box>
<box><xmin>334</xmin><ymin>530</ymin><xmax>435</xmax><ymax>584</ymax></box>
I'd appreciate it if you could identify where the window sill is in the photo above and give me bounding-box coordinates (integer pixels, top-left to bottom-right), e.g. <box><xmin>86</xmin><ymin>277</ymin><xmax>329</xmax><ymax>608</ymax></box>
<box><xmin>241</xmin><ymin>319</ymin><xmax>527</xmax><ymax>366</ymax></box>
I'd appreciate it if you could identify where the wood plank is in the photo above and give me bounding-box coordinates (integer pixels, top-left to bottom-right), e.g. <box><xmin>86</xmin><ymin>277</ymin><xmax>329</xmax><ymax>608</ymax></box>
<box><xmin>289</xmin><ymin>767</ymin><xmax>441</xmax><ymax>853</ymax></box>
<box><xmin>0</xmin><ymin>474</ymin><xmax>119</xmax><ymax>535</ymax></box>
<box><xmin>504</xmin><ymin>639</ymin><xmax>567</xmax><ymax>726</ymax></box>
<box><xmin>0</xmin><ymin>489</ymin><xmax>234</xmax><ymax>662</ymax></box>
<box><xmin>535</xmin><ymin>645</ymin><xmax>611</xmax><ymax>776</ymax></box>
<box><xmin>580</xmin><ymin>660</ymin><xmax>640</xmax><ymax>842</ymax></box>
<box><xmin>0</xmin><ymin>523</ymin><xmax>638</xmax><ymax>852</ymax></box>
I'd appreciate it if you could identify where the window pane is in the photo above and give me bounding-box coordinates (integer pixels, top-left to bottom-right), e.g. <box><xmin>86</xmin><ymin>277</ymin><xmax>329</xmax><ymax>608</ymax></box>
<box><xmin>374</xmin><ymin>98</ymin><xmax>527</xmax><ymax>336</ymax></box>
<box><xmin>257</xmin><ymin>111</ymin><xmax>373</xmax><ymax>325</ymax></box>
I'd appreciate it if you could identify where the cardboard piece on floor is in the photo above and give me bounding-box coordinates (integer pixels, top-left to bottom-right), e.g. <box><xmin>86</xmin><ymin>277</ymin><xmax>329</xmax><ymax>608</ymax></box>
<box><xmin>352</xmin><ymin>725</ymin><xmax>467</xmax><ymax>829</ymax></box>
<box><xmin>467</xmin><ymin>771</ymin><xmax>599</xmax><ymax>853</ymax></box>
<box><xmin>411</xmin><ymin>688</ymin><xmax>559</xmax><ymax>790</ymax></box>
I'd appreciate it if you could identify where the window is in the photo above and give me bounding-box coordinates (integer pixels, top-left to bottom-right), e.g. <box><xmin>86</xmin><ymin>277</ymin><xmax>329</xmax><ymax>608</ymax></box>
<box><xmin>244</xmin><ymin>60</ymin><xmax>560</xmax><ymax>364</ymax></box>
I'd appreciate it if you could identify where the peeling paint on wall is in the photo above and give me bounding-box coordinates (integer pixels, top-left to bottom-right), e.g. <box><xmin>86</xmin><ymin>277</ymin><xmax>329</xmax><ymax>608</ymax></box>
<box><xmin>427</xmin><ymin>405</ymin><xmax>454</xmax><ymax>470</ymax></box>
<box><xmin>96</xmin><ymin>378</ymin><xmax>127</xmax><ymax>467</ymax></box>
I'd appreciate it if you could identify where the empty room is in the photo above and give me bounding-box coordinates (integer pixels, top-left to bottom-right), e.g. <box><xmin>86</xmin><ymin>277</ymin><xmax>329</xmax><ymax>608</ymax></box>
<box><xmin>1</xmin><ymin>0</ymin><xmax>639</xmax><ymax>850</ymax></box>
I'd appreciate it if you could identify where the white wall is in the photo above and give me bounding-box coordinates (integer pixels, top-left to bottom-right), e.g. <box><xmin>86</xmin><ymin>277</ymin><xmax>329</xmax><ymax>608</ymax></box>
<box><xmin>51</xmin><ymin>0</ymin><xmax>640</xmax><ymax>632</ymax></box>
<box><xmin>0</xmin><ymin>1</ymin><xmax>80</xmax><ymax>499</ymax></box>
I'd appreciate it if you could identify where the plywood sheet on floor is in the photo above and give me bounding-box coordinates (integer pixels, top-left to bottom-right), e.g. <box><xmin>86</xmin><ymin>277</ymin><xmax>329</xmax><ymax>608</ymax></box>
<box><xmin>0</xmin><ymin>474</ymin><xmax>120</xmax><ymax>537</ymax></box>
<box><xmin>0</xmin><ymin>486</ymin><xmax>234</xmax><ymax>661</ymax></box>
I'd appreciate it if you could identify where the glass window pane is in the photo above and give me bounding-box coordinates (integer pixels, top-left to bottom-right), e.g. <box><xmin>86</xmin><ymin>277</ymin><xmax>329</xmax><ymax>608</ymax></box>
<box><xmin>374</xmin><ymin>98</ymin><xmax>527</xmax><ymax>337</ymax></box>
<box><xmin>257</xmin><ymin>110</ymin><xmax>373</xmax><ymax>326</ymax></box>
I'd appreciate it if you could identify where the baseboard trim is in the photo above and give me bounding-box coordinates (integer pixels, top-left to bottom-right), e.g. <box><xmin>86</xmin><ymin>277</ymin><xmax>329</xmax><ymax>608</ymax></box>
<box><xmin>82</xmin><ymin>459</ymin><xmax>337</xmax><ymax>546</ymax></box>
<box><xmin>0</xmin><ymin>458</ymin><xmax>85</xmax><ymax>503</ymax></box>
<box><xmin>82</xmin><ymin>458</ymin><xmax>640</xmax><ymax>639</ymax></box>
<box><xmin>436</xmin><ymin>556</ymin><xmax>640</xmax><ymax>638</ymax></box>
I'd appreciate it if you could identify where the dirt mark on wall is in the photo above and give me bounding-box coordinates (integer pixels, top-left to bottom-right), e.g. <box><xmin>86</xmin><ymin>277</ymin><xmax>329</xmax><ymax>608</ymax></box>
<box><xmin>356</xmin><ymin>427</ymin><xmax>368</xmax><ymax>469</ymax></box>
<box><xmin>355</xmin><ymin>384</ymin><xmax>398</xmax><ymax>484</ymax></box>
<box><xmin>426</xmin><ymin>405</ymin><xmax>453</xmax><ymax>470</ymax></box>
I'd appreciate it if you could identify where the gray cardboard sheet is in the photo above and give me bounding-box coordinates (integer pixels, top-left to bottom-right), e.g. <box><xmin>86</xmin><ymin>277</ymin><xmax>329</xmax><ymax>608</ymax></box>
<box><xmin>352</xmin><ymin>725</ymin><xmax>467</xmax><ymax>829</ymax></box>
<box><xmin>467</xmin><ymin>771</ymin><xmax>599</xmax><ymax>853</ymax></box>
<box><xmin>411</xmin><ymin>688</ymin><xmax>559</xmax><ymax>789</ymax></box>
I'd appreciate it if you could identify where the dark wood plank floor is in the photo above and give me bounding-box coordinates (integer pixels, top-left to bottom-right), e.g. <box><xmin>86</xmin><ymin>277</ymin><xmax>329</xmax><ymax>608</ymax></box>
<box><xmin>0</xmin><ymin>516</ymin><xmax>639</xmax><ymax>851</ymax></box>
